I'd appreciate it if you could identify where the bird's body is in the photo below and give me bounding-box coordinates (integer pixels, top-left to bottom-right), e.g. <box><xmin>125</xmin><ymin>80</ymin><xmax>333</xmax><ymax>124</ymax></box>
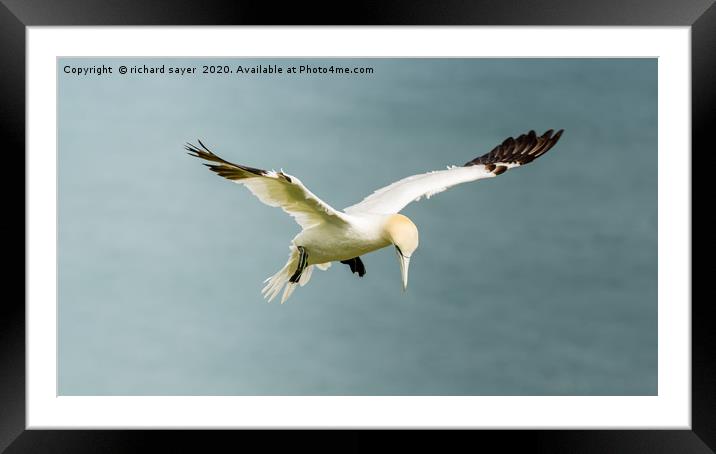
<box><xmin>187</xmin><ymin>129</ymin><xmax>564</xmax><ymax>303</ymax></box>
<box><xmin>293</xmin><ymin>212</ymin><xmax>390</xmax><ymax>265</ymax></box>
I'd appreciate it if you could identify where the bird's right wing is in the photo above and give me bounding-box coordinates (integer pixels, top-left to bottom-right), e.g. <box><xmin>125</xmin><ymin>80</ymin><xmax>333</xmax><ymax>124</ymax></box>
<box><xmin>344</xmin><ymin>129</ymin><xmax>564</xmax><ymax>215</ymax></box>
<box><xmin>187</xmin><ymin>141</ymin><xmax>349</xmax><ymax>229</ymax></box>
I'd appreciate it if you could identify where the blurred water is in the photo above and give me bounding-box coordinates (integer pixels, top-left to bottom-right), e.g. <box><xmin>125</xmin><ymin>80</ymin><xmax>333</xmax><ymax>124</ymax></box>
<box><xmin>58</xmin><ymin>58</ymin><xmax>657</xmax><ymax>395</ymax></box>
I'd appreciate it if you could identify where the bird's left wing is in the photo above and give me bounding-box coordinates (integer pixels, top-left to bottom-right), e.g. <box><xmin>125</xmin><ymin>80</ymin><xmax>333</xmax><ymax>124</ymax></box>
<box><xmin>187</xmin><ymin>141</ymin><xmax>348</xmax><ymax>229</ymax></box>
<box><xmin>344</xmin><ymin>129</ymin><xmax>564</xmax><ymax>215</ymax></box>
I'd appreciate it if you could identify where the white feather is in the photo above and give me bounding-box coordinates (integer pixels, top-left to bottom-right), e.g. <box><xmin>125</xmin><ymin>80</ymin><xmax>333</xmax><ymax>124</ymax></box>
<box><xmin>344</xmin><ymin>165</ymin><xmax>499</xmax><ymax>215</ymax></box>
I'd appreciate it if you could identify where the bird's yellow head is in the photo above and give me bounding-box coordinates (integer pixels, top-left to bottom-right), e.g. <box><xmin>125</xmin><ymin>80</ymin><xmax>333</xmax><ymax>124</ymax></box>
<box><xmin>384</xmin><ymin>214</ymin><xmax>419</xmax><ymax>291</ymax></box>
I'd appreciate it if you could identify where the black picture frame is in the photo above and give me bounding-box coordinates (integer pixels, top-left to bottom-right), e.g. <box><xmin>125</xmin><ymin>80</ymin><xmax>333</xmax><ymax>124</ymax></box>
<box><xmin>4</xmin><ymin>1</ymin><xmax>709</xmax><ymax>452</ymax></box>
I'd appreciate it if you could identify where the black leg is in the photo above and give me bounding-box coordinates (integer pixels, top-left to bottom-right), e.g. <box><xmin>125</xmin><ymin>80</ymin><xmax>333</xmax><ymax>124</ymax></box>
<box><xmin>340</xmin><ymin>257</ymin><xmax>366</xmax><ymax>277</ymax></box>
<box><xmin>289</xmin><ymin>246</ymin><xmax>308</xmax><ymax>283</ymax></box>
<box><xmin>340</xmin><ymin>258</ymin><xmax>357</xmax><ymax>274</ymax></box>
<box><xmin>355</xmin><ymin>257</ymin><xmax>366</xmax><ymax>277</ymax></box>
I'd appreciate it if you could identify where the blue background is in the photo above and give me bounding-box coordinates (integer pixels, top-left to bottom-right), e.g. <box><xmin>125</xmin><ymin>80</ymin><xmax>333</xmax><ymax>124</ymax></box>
<box><xmin>58</xmin><ymin>58</ymin><xmax>657</xmax><ymax>395</ymax></box>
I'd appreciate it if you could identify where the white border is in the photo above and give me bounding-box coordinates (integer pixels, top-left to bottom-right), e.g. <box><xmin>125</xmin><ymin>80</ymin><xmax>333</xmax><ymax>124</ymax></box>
<box><xmin>27</xmin><ymin>27</ymin><xmax>691</xmax><ymax>429</ymax></box>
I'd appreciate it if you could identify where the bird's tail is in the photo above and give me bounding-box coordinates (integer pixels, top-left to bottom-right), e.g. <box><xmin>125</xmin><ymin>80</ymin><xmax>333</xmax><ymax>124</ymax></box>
<box><xmin>261</xmin><ymin>245</ymin><xmax>317</xmax><ymax>304</ymax></box>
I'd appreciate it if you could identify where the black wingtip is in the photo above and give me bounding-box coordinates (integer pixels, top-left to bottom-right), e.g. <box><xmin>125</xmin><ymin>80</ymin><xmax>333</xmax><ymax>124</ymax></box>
<box><xmin>185</xmin><ymin>140</ymin><xmax>218</xmax><ymax>161</ymax></box>
<box><xmin>184</xmin><ymin>142</ymin><xmax>201</xmax><ymax>155</ymax></box>
<box><xmin>464</xmin><ymin>128</ymin><xmax>565</xmax><ymax>168</ymax></box>
<box><xmin>197</xmin><ymin>139</ymin><xmax>210</xmax><ymax>152</ymax></box>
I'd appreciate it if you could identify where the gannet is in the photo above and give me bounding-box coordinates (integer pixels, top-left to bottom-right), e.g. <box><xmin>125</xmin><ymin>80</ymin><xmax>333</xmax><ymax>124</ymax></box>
<box><xmin>186</xmin><ymin>129</ymin><xmax>564</xmax><ymax>303</ymax></box>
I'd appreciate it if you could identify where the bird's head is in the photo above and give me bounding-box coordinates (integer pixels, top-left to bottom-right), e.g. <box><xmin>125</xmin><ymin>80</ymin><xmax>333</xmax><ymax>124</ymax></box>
<box><xmin>384</xmin><ymin>214</ymin><xmax>419</xmax><ymax>291</ymax></box>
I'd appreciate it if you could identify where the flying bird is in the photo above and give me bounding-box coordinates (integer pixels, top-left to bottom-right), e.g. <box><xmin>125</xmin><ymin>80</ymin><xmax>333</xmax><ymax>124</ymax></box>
<box><xmin>186</xmin><ymin>129</ymin><xmax>564</xmax><ymax>303</ymax></box>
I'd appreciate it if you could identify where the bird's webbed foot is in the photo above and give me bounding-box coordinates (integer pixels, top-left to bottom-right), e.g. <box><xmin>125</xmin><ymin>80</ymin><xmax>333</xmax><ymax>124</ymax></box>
<box><xmin>289</xmin><ymin>246</ymin><xmax>309</xmax><ymax>283</ymax></box>
<box><xmin>340</xmin><ymin>256</ymin><xmax>366</xmax><ymax>277</ymax></box>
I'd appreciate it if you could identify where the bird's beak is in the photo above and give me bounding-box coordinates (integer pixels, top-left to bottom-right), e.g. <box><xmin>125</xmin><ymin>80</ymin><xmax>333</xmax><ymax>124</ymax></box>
<box><xmin>395</xmin><ymin>247</ymin><xmax>410</xmax><ymax>292</ymax></box>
